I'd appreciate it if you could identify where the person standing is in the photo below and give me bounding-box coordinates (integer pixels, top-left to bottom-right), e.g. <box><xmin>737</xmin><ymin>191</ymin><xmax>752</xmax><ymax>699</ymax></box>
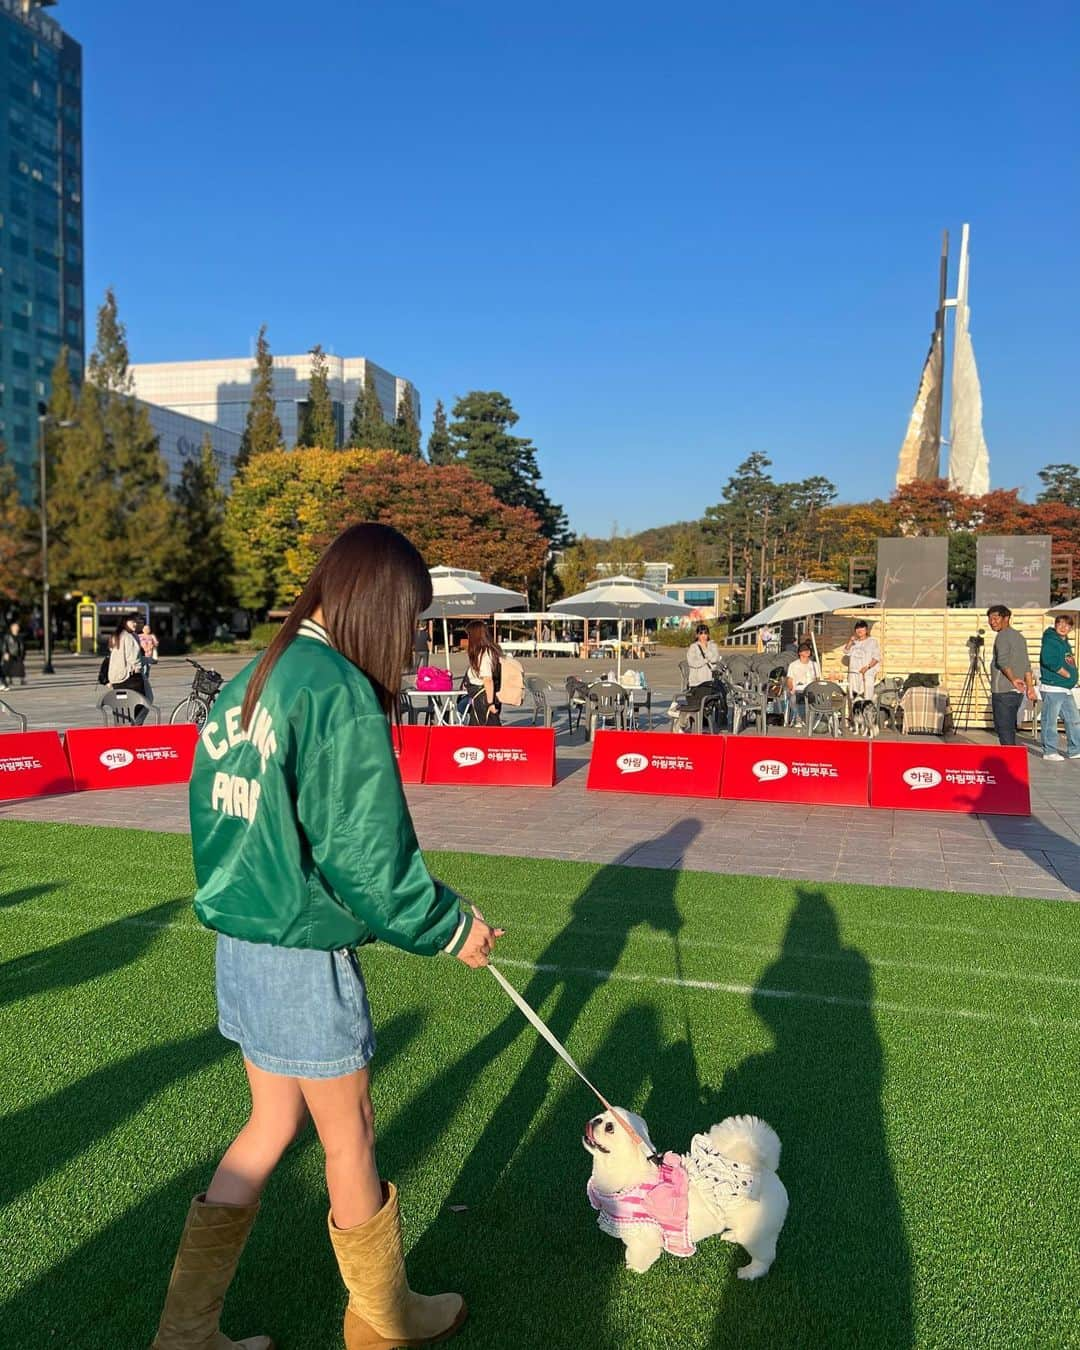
<box><xmin>843</xmin><ymin>619</ymin><xmax>881</xmax><ymax>701</ymax></box>
<box><xmin>987</xmin><ymin>605</ymin><xmax>1035</xmax><ymax>747</ymax></box>
<box><xmin>1038</xmin><ymin>612</ymin><xmax>1080</xmax><ymax>760</ymax></box>
<box><xmin>107</xmin><ymin>615</ymin><xmax>149</xmax><ymax>723</ymax></box>
<box><xmin>686</xmin><ymin>623</ymin><xmax>721</xmax><ymax>688</ymax></box>
<box><xmin>1</xmin><ymin>620</ymin><xmax>26</xmax><ymax>689</ymax></box>
<box><xmin>151</xmin><ymin>524</ymin><xmax>502</xmax><ymax>1350</ymax></box>
<box><xmin>411</xmin><ymin>622</ymin><xmax>429</xmax><ymax>673</ymax></box>
<box><xmin>139</xmin><ymin>622</ymin><xmax>159</xmax><ymax>705</ymax></box>
<box><xmin>463</xmin><ymin>619</ymin><xmax>502</xmax><ymax>724</ymax></box>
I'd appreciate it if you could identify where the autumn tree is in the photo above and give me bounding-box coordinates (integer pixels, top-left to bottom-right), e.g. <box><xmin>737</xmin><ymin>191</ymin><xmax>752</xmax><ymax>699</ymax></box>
<box><xmin>226</xmin><ymin>449</ymin><xmax>549</xmax><ymax>609</ymax></box>
<box><xmin>669</xmin><ymin>528</ymin><xmax>700</xmax><ymax>579</ymax></box>
<box><xmin>236</xmin><ymin>324</ymin><xmax>282</xmax><ymax>468</ymax></box>
<box><xmin>0</xmin><ymin>442</ymin><xmax>38</xmax><ymax>608</ymax></box>
<box><xmin>297</xmin><ymin>344</ymin><xmax>336</xmax><ymax>449</ymax></box>
<box><xmin>554</xmin><ymin>539</ymin><xmax>601</xmax><ymax>596</ymax></box>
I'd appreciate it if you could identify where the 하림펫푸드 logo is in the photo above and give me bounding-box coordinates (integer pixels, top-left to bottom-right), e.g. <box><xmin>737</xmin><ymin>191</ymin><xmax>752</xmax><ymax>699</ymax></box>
<box><xmin>616</xmin><ymin>753</ymin><xmax>649</xmax><ymax>775</ymax></box>
<box><xmin>452</xmin><ymin>746</ymin><xmax>486</xmax><ymax>768</ymax></box>
<box><xmin>752</xmin><ymin>759</ymin><xmax>789</xmax><ymax>783</ymax></box>
<box><xmin>99</xmin><ymin>748</ymin><xmax>135</xmax><ymax>771</ymax></box>
<box><xmin>902</xmin><ymin>767</ymin><xmax>942</xmax><ymax>791</ymax></box>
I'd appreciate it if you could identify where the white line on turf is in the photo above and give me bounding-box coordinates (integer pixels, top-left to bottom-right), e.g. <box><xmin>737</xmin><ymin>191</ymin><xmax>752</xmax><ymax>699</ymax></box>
<box><xmin>2</xmin><ymin>906</ymin><xmax>1077</xmax><ymax>1028</ymax></box>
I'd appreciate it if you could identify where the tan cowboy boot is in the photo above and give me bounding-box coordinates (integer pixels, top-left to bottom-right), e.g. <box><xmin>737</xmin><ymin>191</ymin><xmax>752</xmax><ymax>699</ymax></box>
<box><xmin>151</xmin><ymin>1194</ymin><xmax>272</xmax><ymax>1349</ymax></box>
<box><xmin>327</xmin><ymin>1183</ymin><xmax>466</xmax><ymax>1349</ymax></box>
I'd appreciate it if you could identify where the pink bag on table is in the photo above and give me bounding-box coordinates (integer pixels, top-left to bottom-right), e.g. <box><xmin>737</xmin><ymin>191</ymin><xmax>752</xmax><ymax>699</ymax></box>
<box><xmin>416</xmin><ymin>666</ymin><xmax>454</xmax><ymax>692</ymax></box>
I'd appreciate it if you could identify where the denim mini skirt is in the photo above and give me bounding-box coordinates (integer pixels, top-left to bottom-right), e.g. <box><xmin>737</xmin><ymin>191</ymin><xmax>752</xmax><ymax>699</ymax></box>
<box><xmin>215</xmin><ymin>933</ymin><xmax>376</xmax><ymax>1078</ymax></box>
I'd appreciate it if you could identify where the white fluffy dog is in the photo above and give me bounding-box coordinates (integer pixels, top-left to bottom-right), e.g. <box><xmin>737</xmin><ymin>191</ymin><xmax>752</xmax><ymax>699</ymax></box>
<box><xmin>583</xmin><ymin>1108</ymin><xmax>788</xmax><ymax>1278</ymax></box>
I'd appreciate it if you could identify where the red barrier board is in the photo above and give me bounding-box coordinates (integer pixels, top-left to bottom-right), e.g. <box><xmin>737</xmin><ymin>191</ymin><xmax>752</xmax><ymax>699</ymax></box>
<box><xmin>869</xmin><ymin>741</ymin><xmax>1030</xmax><ymax>815</ymax></box>
<box><xmin>721</xmin><ymin>735</ymin><xmax>871</xmax><ymax>807</ymax></box>
<box><xmin>422</xmin><ymin>726</ymin><xmax>556</xmax><ymax>787</ymax></box>
<box><xmin>64</xmin><ymin>724</ymin><xmax>198</xmax><ymax>791</ymax></box>
<box><xmin>391</xmin><ymin>725</ymin><xmax>429</xmax><ymax>783</ymax></box>
<box><xmin>586</xmin><ymin>730</ymin><xmax>725</xmax><ymax>798</ymax></box>
<box><xmin>0</xmin><ymin>731</ymin><xmax>74</xmax><ymax>801</ymax></box>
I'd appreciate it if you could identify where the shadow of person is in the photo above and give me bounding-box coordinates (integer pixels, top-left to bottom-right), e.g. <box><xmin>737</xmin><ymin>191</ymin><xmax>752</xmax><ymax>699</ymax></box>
<box><xmin>0</xmin><ymin>881</ymin><xmax>60</xmax><ymax>911</ymax></box>
<box><xmin>0</xmin><ymin>897</ymin><xmax>189</xmax><ymax>1008</ymax></box>
<box><xmin>977</xmin><ymin>752</ymin><xmax>1079</xmax><ymax>892</ymax></box>
<box><xmin>375</xmin><ymin>820</ymin><xmax>701</xmax><ymax>1188</ymax></box>
<box><xmin>707</xmin><ymin>888</ymin><xmax>913</xmax><ymax>1349</ymax></box>
<box><xmin>0</xmin><ymin>1011</ymin><xmax>428</xmax><ymax>1348</ymax></box>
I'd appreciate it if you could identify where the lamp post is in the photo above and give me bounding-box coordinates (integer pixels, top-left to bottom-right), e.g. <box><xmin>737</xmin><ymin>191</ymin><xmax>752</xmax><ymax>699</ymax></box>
<box><xmin>36</xmin><ymin>407</ymin><xmax>76</xmax><ymax>676</ymax></box>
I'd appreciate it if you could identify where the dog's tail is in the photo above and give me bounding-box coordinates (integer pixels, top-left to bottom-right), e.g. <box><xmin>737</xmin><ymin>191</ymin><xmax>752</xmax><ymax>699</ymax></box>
<box><xmin>708</xmin><ymin>1115</ymin><xmax>781</xmax><ymax>1172</ymax></box>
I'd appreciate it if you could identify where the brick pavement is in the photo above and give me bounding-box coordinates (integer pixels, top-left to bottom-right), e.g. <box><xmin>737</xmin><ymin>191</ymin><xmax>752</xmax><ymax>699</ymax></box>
<box><xmin>1</xmin><ymin>651</ymin><xmax>1077</xmax><ymax>902</ymax></box>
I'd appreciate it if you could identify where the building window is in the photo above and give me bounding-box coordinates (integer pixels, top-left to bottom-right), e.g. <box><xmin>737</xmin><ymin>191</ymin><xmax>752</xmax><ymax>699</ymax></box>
<box><xmin>682</xmin><ymin>590</ymin><xmax>717</xmax><ymax>606</ymax></box>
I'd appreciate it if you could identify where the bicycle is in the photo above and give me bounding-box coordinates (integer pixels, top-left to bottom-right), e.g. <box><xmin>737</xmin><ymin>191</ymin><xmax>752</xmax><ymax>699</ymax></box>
<box><xmin>170</xmin><ymin>657</ymin><xmax>224</xmax><ymax>729</ymax></box>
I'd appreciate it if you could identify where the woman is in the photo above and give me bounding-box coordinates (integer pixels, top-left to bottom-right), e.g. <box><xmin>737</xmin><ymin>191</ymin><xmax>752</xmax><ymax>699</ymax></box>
<box><xmin>139</xmin><ymin>622</ymin><xmax>159</xmax><ymax>703</ymax></box>
<box><xmin>152</xmin><ymin>524</ymin><xmax>502</xmax><ymax>1350</ymax></box>
<box><xmin>843</xmin><ymin>619</ymin><xmax>881</xmax><ymax>701</ymax></box>
<box><xmin>463</xmin><ymin>619</ymin><xmax>502</xmax><ymax>725</ymax></box>
<box><xmin>686</xmin><ymin>623</ymin><xmax>721</xmax><ymax>688</ymax></box>
<box><xmin>1</xmin><ymin>620</ymin><xmax>26</xmax><ymax>689</ymax></box>
<box><xmin>108</xmin><ymin>614</ymin><xmax>149</xmax><ymax>722</ymax></box>
<box><xmin>1038</xmin><ymin>612</ymin><xmax>1080</xmax><ymax>760</ymax></box>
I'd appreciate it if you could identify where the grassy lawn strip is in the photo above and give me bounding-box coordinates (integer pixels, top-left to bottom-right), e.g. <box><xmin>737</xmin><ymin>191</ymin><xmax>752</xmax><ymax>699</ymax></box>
<box><xmin>0</xmin><ymin>820</ymin><xmax>1077</xmax><ymax>1349</ymax></box>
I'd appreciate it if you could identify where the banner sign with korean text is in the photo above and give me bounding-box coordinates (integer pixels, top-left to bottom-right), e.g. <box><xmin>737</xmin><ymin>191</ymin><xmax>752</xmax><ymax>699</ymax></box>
<box><xmin>721</xmin><ymin>735</ymin><xmax>871</xmax><ymax>807</ymax></box>
<box><xmin>422</xmin><ymin>726</ymin><xmax>556</xmax><ymax>787</ymax></box>
<box><xmin>64</xmin><ymin>724</ymin><xmax>199</xmax><ymax>792</ymax></box>
<box><xmin>391</xmin><ymin>725</ymin><xmax>429</xmax><ymax>784</ymax></box>
<box><xmin>0</xmin><ymin>731</ymin><xmax>74</xmax><ymax>801</ymax></box>
<box><xmin>586</xmin><ymin>731</ymin><xmax>725</xmax><ymax>798</ymax></box>
<box><xmin>869</xmin><ymin>742</ymin><xmax>1030</xmax><ymax>815</ymax></box>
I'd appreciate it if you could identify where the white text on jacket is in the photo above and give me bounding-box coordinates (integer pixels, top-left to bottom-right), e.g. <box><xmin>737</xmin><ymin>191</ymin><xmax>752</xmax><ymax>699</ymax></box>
<box><xmin>201</xmin><ymin>703</ymin><xmax>277</xmax><ymax>823</ymax></box>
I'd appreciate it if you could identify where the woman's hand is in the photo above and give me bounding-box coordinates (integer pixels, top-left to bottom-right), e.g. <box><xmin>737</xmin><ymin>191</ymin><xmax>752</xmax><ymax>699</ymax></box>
<box><xmin>456</xmin><ymin>906</ymin><xmax>505</xmax><ymax>968</ymax></box>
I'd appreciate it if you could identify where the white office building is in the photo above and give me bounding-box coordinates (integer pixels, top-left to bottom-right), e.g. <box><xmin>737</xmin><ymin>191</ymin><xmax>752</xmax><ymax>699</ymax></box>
<box><xmin>129</xmin><ymin>351</ymin><xmax>419</xmax><ymax>450</ymax></box>
<box><xmin>140</xmin><ymin>401</ymin><xmax>242</xmax><ymax>487</ymax></box>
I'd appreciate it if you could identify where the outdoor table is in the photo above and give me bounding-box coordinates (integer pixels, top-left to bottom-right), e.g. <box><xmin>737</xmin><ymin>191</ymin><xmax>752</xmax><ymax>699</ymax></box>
<box><xmin>536</xmin><ymin>641</ymin><xmax>578</xmax><ymax>657</ymax></box>
<box><xmin>501</xmin><ymin>641</ymin><xmax>537</xmax><ymax>656</ymax></box>
<box><xmin>404</xmin><ymin>689</ymin><xmax>463</xmax><ymax>726</ymax></box>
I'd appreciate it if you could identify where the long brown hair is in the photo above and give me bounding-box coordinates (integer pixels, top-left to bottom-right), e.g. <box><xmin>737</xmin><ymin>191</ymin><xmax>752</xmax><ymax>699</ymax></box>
<box><xmin>241</xmin><ymin>523</ymin><xmax>432</xmax><ymax>727</ymax></box>
<box><xmin>466</xmin><ymin>620</ymin><xmax>502</xmax><ymax>675</ymax></box>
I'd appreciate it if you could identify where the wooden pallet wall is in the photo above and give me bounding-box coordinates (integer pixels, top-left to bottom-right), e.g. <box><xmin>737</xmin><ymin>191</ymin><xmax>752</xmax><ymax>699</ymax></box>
<box><xmin>818</xmin><ymin>608</ymin><xmax>1071</xmax><ymax>726</ymax></box>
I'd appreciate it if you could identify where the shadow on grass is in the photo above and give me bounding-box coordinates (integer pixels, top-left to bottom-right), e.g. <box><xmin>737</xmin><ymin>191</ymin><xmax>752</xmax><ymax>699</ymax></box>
<box><xmin>374</xmin><ymin>822</ymin><xmax>700</xmax><ymax>1345</ymax></box>
<box><xmin>0</xmin><ymin>882</ymin><xmax>61</xmax><ymax>910</ymax></box>
<box><xmin>1</xmin><ymin>1026</ymin><xmax>230</xmax><ymax>1208</ymax></box>
<box><xmin>0</xmin><ymin>898</ymin><xmax>188</xmax><ymax>1008</ymax></box>
<box><xmin>706</xmin><ymin>888</ymin><xmax>913</xmax><ymax>1349</ymax></box>
<box><xmin>0</xmin><ymin>1011</ymin><xmax>427</xmax><ymax>1348</ymax></box>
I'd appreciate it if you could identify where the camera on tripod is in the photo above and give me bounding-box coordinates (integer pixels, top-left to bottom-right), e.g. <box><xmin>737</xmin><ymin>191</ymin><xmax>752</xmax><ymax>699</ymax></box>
<box><xmin>966</xmin><ymin>629</ymin><xmax>985</xmax><ymax>655</ymax></box>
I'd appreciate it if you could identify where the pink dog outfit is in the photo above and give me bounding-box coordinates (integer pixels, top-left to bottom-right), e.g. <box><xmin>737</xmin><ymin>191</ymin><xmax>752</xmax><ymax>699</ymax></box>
<box><xmin>587</xmin><ymin>1152</ymin><xmax>696</xmax><ymax>1257</ymax></box>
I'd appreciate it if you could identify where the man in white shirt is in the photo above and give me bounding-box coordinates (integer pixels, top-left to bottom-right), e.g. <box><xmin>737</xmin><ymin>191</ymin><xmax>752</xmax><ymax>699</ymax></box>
<box><xmin>786</xmin><ymin>642</ymin><xmax>821</xmax><ymax>724</ymax></box>
<box><xmin>844</xmin><ymin>620</ymin><xmax>881</xmax><ymax>700</ymax></box>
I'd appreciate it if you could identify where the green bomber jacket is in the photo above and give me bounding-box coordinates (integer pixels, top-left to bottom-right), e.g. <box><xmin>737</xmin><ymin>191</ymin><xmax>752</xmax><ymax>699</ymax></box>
<box><xmin>189</xmin><ymin>620</ymin><xmax>470</xmax><ymax>956</ymax></box>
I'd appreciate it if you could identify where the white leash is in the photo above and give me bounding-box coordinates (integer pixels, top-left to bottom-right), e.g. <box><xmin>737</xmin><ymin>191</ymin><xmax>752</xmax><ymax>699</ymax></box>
<box><xmin>486</xmin><ymin>960</ymin><xmax>651</xmax><ymax>1154</ymax></box>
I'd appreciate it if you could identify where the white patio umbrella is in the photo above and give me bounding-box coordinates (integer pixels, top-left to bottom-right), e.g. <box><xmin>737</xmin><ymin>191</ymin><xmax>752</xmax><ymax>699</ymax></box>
<box><xmin>551</xmin><ymin>575</ymin><xmax>691</xmax><ymax>676</ymax></box>
<box><xmin>735</xmin><ymin>582</ymin><xmax>879</xmax><ymax>665</ymax></box>
<box><xmin>418</xmin><ymin>567</ymin><xmax>527</xmax><ymax>668</ymax></box>
<box><xmin>1049</xmin><ymin>596</ymin><xmax>1080</xmax><ymax>614</ymax></box>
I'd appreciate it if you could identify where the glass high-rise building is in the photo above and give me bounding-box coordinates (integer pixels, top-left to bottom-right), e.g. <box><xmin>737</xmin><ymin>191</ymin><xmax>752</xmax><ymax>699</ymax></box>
<box><xmin>0</xmin><ymin>0</ymin><xmax>82</xmax><ymax>500</ymax></box>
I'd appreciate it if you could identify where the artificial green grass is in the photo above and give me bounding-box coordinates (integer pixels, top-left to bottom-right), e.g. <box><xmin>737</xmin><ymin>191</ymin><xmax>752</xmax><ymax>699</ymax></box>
<box><xmin>0</xmin><ymin>819</ymin><xmax>1077</xmax><ymax>1349</ymax></box>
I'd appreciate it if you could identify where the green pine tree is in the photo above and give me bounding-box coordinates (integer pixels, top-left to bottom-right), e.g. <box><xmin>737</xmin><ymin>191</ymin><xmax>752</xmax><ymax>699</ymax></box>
<box><xmin>393</xmin><ymin>384</ymin><xmax>421</xmax><ymax>456</ymax></box>
<box><xmin>172</xmin><ymin>431</ymin><xmax>232</xmax><ymax>628</ymax></box>
<box><xmin>297</xmin><ymin>343</ymin><xmax>337</xmax><ymax>449</ymax></box>
<box><xmin>448</xmin><ymin>391</ymin><xmax>569</xmax><ymax>543</ymax></box>
<box><xmin>427</xmin><ymin>398</ymin><xmax>453</xmax><ymax>464</ymax></box>
<box><xmin>236</xmin><ymin>324</ymin><xmax>282</xmax><ymax>467</ymax></box>
<box><xmin>346</xmin><ymin>367</ymin><xmax>396</xmax><ymax>450</ymax></box>
<box><xmin>49</xmin><ymin>295</ymin><xmax>174</xmax><ymax>597</ymax></box>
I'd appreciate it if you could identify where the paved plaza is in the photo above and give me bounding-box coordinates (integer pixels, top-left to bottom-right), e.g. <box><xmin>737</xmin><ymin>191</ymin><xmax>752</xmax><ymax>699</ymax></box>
<box><xmin>1</xmin><ymin>651</ymin><xmax>1077</xmax><ymax>902</ymax></box>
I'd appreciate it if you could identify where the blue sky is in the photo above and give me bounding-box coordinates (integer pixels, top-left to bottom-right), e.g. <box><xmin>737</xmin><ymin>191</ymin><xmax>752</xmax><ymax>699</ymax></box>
<box><xmin>71</xmin><ymin>1</ymin><xmax>1077</xmax><ymax>536</ymax></box>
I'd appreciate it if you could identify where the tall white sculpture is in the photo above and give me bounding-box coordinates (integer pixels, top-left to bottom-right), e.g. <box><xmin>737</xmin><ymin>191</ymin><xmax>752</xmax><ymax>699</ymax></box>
<box><xmin>947</xmin><ymin>225</ymin><xmax>990</xmax><ymax>495</ymax></box>
<box><xmin>895</xmin><ymin>224</ymin><xmax>991</xmax><ymax>494</ymax></box>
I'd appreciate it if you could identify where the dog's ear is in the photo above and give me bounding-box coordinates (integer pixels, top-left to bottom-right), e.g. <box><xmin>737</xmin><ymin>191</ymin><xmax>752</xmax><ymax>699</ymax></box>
<box><xmin>613</xmin><ymin>1108</ymin><xmax>656</xmax><ymax>1155</ymax></box>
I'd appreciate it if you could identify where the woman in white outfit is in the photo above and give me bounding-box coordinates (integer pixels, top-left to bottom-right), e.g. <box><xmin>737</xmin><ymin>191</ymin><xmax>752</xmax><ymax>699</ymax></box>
<box><xmin>843</xmin><ymin>620</ymin><xmax>881</xmax><ymax>700</ymax></box>
<box><xmin>107</xmin><ymin>614</ymin><xmax>149</xmax><ymax>723</ymax></box>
